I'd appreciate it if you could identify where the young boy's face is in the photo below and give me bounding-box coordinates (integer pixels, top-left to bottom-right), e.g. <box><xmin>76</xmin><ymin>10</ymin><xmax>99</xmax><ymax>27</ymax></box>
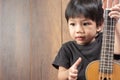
<box><xmin>68</xmin><ymin>16</ymin><xmax>102</xmax><ymax>45</ymax></box>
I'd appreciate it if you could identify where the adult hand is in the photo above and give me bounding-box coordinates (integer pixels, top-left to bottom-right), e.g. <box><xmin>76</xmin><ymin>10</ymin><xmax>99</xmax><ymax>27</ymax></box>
<box><xmin>102</xmin><ymin>0</ymin><xmax>120</xmax><ymax>20</ymax></box>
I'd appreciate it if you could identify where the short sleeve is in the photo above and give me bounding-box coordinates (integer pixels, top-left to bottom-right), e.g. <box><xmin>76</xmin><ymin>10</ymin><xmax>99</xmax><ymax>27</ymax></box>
<box><xmin>52</xmin><ymin>44</ymin><xmax>71</xmax><ymax>69</ymax></box>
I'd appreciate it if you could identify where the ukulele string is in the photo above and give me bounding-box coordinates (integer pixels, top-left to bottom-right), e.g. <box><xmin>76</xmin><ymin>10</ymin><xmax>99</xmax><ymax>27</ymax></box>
<box><xmin>100</xmin><ymin>0</ymin><xmax>119</xmax><ymax>79</ymax></box>
<box><xmin>99</xmin><ymin>7</ymin><xmax>108</xmax><ymax>80</ymax></box>
<box><xmin>104</xmin><ymin>0</ymin><xmax>110</xmax><ymax>78</ymax></box>
<box><xmin>106</xmin><ymin>0</ymin><xmax>118</xmax><ymax>79</ymax></box>
<box><xmin>99</xmin><ymin>1</ymin><xmax>106</xmax><ymax>79</ymax></box>
<box><xmin>106</xmin><ymin>0</ymin><xmax>112</xmax><ymax>79</ymax></box>
<box><xmin>100</xmin><ymin>0</ymin><xmax>114</xmax><ymax>79</ymax></box>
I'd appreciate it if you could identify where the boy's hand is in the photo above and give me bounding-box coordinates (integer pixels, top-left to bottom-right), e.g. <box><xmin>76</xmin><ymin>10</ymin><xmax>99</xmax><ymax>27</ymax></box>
<box><xmin>68</xmin><ymin>57</ymin><xmax>82</xmax><ymax>80</ymax></box>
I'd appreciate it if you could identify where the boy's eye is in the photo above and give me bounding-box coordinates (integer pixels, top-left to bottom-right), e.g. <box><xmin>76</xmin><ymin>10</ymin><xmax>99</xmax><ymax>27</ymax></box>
<box><xmin>83</xmin><ymin>22</ymin><xmax>91</xmax><ymax>26</ymax></box>
<box><xmin>70</xmin><ymin>23</ymin><xmax>75</xmax><ymax>26</ymax></box>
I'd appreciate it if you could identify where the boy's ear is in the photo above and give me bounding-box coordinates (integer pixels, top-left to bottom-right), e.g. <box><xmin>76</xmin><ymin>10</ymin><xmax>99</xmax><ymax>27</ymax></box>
<box><xmin>97</xmin><ymin>24</ymin><xmax>103</xmax><ymax>32</ymax></box>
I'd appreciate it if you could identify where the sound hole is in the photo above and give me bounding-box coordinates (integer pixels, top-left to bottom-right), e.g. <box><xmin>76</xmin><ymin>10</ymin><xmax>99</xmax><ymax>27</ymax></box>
<box><xmin>100</xmin><ymin>77</ymin><xmax>111</xmax><ymax>80</ymax></box>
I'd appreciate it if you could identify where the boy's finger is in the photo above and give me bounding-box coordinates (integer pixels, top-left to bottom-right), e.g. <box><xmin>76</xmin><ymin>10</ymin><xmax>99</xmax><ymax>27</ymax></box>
<box><xmin>72</xmin><ymin>57</ymin><xmax>82</xmax><ymax>69</ymax></box>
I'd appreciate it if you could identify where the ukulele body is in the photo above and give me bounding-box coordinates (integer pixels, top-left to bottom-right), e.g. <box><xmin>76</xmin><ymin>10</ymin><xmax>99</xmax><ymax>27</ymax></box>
<box><xmin>86</xmin><ymin>60</ymin><xmax>120</xmax><ymax>80</ymax></box>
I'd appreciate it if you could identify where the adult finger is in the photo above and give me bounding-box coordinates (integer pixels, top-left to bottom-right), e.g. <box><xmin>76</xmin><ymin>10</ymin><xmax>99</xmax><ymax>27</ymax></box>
<box><xmin>102</xmin><ymin>0</ymin><xmax>113</xmax><ymax>9</ymax></box>
<box><xmin>112</xmin><ymin>0</ymin><xmax>119</xmax><ymax>7</ymax></box>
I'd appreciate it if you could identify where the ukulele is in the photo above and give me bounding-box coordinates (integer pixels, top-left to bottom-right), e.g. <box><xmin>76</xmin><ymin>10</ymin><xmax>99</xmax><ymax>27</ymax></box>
<box><xmin>86</xmin><ymin>0</ymin><xmax>120</xmax><ymax>80</ymax></box>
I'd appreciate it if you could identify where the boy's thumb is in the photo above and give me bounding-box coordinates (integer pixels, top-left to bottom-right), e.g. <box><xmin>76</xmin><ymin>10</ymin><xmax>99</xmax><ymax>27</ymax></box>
<box><xmin>72</xmin><ymin>57</ymin><xmax>82</xmax><ymax>69</ymax></box>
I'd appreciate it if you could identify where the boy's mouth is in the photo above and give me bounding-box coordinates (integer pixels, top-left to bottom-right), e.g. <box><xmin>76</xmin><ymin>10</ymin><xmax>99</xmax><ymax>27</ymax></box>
<box><xmin>75</xmin><ymin>36</ymin><xmax>85</xmax><ymax>41</ymax></box>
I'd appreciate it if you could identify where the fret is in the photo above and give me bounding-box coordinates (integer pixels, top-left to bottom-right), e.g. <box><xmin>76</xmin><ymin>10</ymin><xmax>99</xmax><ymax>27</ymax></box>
<box><xmin>101</xmin><ymin>54</ymin><xmax>113</xmax><ymax>57</ymax></box>
<box><xmin>100</xmin><ymin>59</ymin><xmax>113</xmax><ymax>62</ymax></box>
<box><xmin>100</xmin><ymin>62</ymin><xmax>113</xmax><ymax>68</ymax></box>
<box><xmin>102</xmin><ymin>47</ymin><xmax>114</xmax><ymax>50</ymax></box>
<box><xmin>99</xmin><ymin>68</ymin><xmax>113</xmax><ymax>74</ymax></box>
<box><xmin>101</xmin><ymin>46</ymin><xmax>114</xmax><ymax>51</ymax></box>
<box><xmin>99</xmin><ymin>66</ymin><xmax>113</xmax><ymax>74</ymax></box>
<box><xmin>100</xmin><ymin>66</ymin><xmax>113</xmax><ymax>70</ymax></box>
<box><xmin>100</xmin><ymin>60</ymin><xmax>113</xmax><ymax>63</ymax></box>
<box><xmin>102</xmin><ymin>41</ymin><xmax>114</xmax><ymax>45</ymax></box>
<box><xmin>104</xmin><ymin>20</ymin><xmax>116</xmax><ymax>23</ymax></box>
<box><xmin>99</xmin><ymin>67</ymin><xmax>113</xmax><ymax>70</ymax></box>
<box><xmin>99</xmin><ymin>68</ymin><xmax>113</xmax><ymax>71</ymax></box>
<box><xmin>103</xmin><ymin>30</ymin><xmax>115</xmax><ymax>33</ymax></box>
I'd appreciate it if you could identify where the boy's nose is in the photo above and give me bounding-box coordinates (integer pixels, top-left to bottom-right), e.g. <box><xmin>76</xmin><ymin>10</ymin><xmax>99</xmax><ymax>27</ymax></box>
<box><xmin>76</xmin><ymin>25</ymin><xmax>84</xmax><ymax>33</ymax></box>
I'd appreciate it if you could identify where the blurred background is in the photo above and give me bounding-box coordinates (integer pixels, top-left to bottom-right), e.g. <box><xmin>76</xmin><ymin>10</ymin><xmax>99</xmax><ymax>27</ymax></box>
<box><xmin>0</xmin><ymin>0</ymin><xmax>72</xmax><ymax>80</ymax></box>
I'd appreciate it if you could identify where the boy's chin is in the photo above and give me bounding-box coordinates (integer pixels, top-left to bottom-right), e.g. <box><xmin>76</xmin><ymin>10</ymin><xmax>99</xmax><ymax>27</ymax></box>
<box><xmin>76</xmin><ymin>41</ymin><xmax>86</xmax><ymax>45</ymax></box>
<box><xmin>76</xmin><ymin>40</ymin><xmax>92</xmax><ymax>45</ymax></box>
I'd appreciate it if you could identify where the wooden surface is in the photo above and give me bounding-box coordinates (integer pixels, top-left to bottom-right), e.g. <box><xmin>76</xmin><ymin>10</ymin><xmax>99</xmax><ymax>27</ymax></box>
<box><xmin>62</xmin><ymin>0</ymin><xmax>72</xmax><ymax>43</ymax></box>
<box><xmin>30</xmin><ymin>0</ymin><xmax>62</xmax><ymax>80</ymax></box>
<box><xmin>0</xmin><ymin>0</ymin><xmax>71</xmax><ymax>80</ymax></box>
<box><xmin>0</xmin><ymin>0</ymin><xmax>30</xmax><ymax>80</ymax></box>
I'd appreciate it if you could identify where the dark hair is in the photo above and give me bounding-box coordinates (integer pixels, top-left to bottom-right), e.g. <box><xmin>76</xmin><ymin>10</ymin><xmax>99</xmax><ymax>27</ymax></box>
<box><xmin>65</xmin><ymin>0</ymin><xmax>104</xmax><ymax>26</ymax></box>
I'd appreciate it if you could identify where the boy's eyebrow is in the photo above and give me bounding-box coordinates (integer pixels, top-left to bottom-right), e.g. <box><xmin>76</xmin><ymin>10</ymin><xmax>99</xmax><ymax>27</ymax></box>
<box><xmin>81</xmin><ymin>17</ymin><xmax>93</xmax><ymax>21</ymax></box>
<box><xmin>69</xmin><ymin>18</ymin><xmax>91</xmax><ymax>21</ymax></box>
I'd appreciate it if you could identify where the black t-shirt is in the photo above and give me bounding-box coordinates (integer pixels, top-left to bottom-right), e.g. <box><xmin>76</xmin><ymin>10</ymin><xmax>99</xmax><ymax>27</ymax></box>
<box><xmin>52</xmin><ymin>33</ymin><xmax>120</xmax><ymax>80</ymax></box>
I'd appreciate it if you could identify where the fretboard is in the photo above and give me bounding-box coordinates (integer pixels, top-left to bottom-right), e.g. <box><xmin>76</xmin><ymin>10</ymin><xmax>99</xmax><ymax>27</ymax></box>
<box><xmin>99</xmin><ymin>9</ymin><xmax>116</xmax><ymax>74</ymax></box>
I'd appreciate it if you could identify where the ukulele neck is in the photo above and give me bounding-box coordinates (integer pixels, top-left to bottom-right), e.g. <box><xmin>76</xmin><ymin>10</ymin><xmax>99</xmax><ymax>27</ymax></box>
<box><xmin>99</xmin><ymin>9</ymin><xmax>116</xmax><ymax>74</ymax></box>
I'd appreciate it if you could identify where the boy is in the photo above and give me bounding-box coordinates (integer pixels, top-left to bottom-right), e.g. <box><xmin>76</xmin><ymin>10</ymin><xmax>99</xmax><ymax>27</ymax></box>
<box><xmin>52</xmin><ymin>0</ymin><xmax>120</xmax><ymax>80</ymax></box>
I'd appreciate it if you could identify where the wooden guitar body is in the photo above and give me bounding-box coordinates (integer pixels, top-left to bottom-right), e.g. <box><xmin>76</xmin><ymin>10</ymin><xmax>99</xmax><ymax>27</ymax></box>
<box><xmin>86</xmin><ymin>60</ymin><xmax>120</xmax><ymax>80</ymax></box>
